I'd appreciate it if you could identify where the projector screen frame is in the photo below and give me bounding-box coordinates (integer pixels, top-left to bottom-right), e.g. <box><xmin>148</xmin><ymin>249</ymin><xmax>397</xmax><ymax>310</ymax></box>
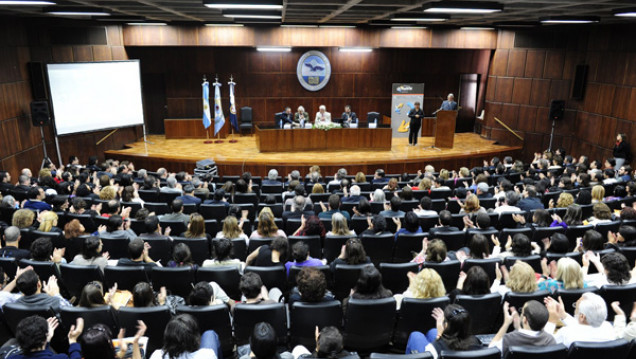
<box><xmin>45</xmin><ymin>59</ymin><xmax>146</xmax><ymax>137</ymax></box>
<box><xmin>44</xmin><ymin>60</ymin><xmax>148</xmax><ymax>168</ymax></box>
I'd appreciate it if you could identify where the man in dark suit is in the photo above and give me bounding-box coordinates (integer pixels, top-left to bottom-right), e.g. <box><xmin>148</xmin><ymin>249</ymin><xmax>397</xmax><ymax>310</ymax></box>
<box><xmin>429</xmin><ymin>210</ymin><xmax>460</xmax><ymax>237</ymax></box>
<box><xmin>407</xmin><ymin>101</ymin><xmax>424</xmax><ymax>146</ymax></box>
<box><xmin>280</xmin><ymin>107</ymin><xmax>294</xmax><ymax>128</ymax></box>
<box><xmin>341</xmin><ymin>105</ymin><xmax>358</xmax><ymax>128</ymax></box>
<box><xmin>439</xmin><ymin>93</ymin><xmax>458</xmax><ymax>111</ymax></box>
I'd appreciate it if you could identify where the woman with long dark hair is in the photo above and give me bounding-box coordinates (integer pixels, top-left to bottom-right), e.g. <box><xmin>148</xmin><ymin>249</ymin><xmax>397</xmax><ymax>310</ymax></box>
<box><xmin>149</xmin><ymin>314</ymin><xmax>222</xmax><ymax>359</ymax></box>
<box><xmin>405</xmin><ymin>304</ymin><xmax>480</xmax><ymax>357</ymax></box>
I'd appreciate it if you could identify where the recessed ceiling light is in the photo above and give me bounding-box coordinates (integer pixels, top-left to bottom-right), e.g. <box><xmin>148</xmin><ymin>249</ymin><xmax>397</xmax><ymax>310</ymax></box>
<box><xmin>460</xmin><ymin>27</ymin><xmax>495</xmax><ymax>30</ymax></box>
<box><xmin>390</xmin><ymin>26</ymin><xmax>427</xmax><ymax>29</ymax></box>
<box><xmin>127</xmin><ymin>21</ymin><xmax>167</xmax><ymax>26</ymax></box>
<box><xmin>203</xmin><ymin>0</ymin><xmax>282</xmax><ymax>10</ymax></box>
<box><xmin>339</xmin><ymin>47</ymin><xmax>373</xmax><ymax>53</ymax></box>
<box><xmin>423</xmin><ymin>1</ymin><xmax>503</xmax><ymax>14</ymax></box>
<box><xmin>223</xmin><ymin>10</ymin><xmax>282</xmax><ymax>19</ymax></box>
<box><xmin>613</xmin><ymin>8</ymin><xmax>636</xmax><ymax>17</ymax></box>
<box><xmin>44</xmin><ymin>6</ymin><xmax>110</xmax><ymax>16</ymax></box>
<box><xmin>0</xmin><ymin>1</ymin><xmax>55</xmax><ymax>5</ymax></box>
<box><xmin>391</xmin><ymin>14</ymin><xmax>449</xmax><ymax>22</ymax></box>
<box><xmin>281</xmin><ymin>24</ymin><xmax>318</xmax><ymax>28</ymax></box>
<box><xmin>205</xmin><ymin>23</ymin><xmax>244</xmax><ymax>27</ymax></box>
<box><xmin>540</xmin><ymin>16</ymin><xmax>600</xmax><ymax>24</ymax></box>
<box><xmin>256</xmin><ymin>46</ymin><xmax>291</xmax><ymax>52</ymax></box>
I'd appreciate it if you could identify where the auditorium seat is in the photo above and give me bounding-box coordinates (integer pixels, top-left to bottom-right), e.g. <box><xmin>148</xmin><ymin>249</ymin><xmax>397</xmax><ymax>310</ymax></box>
<box><xmin>196</xmin><ymin>266</ymin><xmax>242</xmax><ymax>300</ymax></box>
<box><xmin>361</xmin><ymin>233</ymin><xmax>395</xmax><ymax>266</ymax></box>
<box><xmin>103</xmin><ymin>266</ymin><xmax>149</xmax><ymax>291</ymax></box>
<box><xmin>177</xmin><ymin>304</ymin><xmax>234</xmax><ymax>356</ymax></box>
<box><xmin>59</xmin><ymin>264</ymin><xmax>103</xmax><ymax>299</ymax></box>
<box><xmin>151</xmin><ymin>266</ymin><xmax>195</xmax><ymax>298</ymax></box>
<box><xmin>233</xmin><ymin>303</ymin><xmax>287</xmax><ymax>345</ymax></box>
<box><xmin>290</xmin><ymin>301</ymin><xmax>343</xmax><ymax>350</ymax></box>
<box><xmin>567</xmin><ymin>339</ymin><xmax>631</xmax><ymax>359</ymax></box>
<box><xmin>454</xmin><ymin>293</ymin><xmax>502</xmax><ymax>334</ymax></box>
<box><xmin>288</xmin><ymin>235</ymin><xmax>322</xmax><ymax>259</ymax></box>
<box><xmin>505</xmin><ymin>344</ymin><xmax>568</xmax><ymax>359</ymax></box>
<box><xmin>343</xmin><ymin>297</ymin><xmax>396</xmax><ymax>352</ymax></box>
<box><xmin>393</xmin><ymin>296</ymin><xmax>450</xmax><ymax>349</ymax></box>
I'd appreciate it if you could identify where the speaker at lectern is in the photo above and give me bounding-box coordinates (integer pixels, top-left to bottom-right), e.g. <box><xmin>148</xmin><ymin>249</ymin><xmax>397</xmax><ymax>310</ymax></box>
<box><xmin>434</xmin><ymin>110</ymin><xmax>458</xmax><ymax>148</ymax></box>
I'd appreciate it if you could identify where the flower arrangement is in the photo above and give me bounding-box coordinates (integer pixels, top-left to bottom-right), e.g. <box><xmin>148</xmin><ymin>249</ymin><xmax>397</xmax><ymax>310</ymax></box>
<box><xmin>313</xmin><ymin>122</ymin><xmax>342</xmax><ymax>131</ymax></box>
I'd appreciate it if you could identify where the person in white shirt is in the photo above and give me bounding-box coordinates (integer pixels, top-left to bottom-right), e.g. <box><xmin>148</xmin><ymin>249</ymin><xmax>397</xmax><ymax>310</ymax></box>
<box><xmin>315</xmin><ymin>105</ymin><xmax>331</xmax><ymax>124</ymax></box>
<box><xmin>544</xmin><ymin>292</ymin><xmax>617</xmax><ymax>348</ymax></box>
<box><xmin>493</xmin><ymin>191</ymin><xmax>522</xmax><ymax>215</ymax></box>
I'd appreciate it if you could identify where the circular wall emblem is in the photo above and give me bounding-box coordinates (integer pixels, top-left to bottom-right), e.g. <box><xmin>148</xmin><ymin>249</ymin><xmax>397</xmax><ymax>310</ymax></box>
<box><xmin>297</xmin><ymin>50</ymin><xmax>331</xmax><ymax>92</ymax></box>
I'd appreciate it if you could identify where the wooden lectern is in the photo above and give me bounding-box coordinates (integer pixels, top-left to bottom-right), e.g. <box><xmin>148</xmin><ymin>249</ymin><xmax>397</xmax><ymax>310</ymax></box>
<box><xmin>434</xmin><ymin>110</ymin><xmax>458</xmax><ymax>148</ymax></box>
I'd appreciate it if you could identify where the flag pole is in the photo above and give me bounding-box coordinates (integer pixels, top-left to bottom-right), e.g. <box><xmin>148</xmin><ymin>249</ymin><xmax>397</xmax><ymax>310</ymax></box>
<box><xmin>213</xmin><ymin>75</ymin><xmax>225</xmax><ymax>144</ymax></box>
<box><xmin>228</xmin><ymin>74</ymin><xmax>238</xmax><ymax>143</ymax></box>
<box><xmin>203</xmin><ymin>74</ymin><xmax>214</xmax><ymax>144</ymax></box>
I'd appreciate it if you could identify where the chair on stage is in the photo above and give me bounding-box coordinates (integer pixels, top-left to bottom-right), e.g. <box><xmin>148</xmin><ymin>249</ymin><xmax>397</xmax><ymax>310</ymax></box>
<box><xmin>240</xmin><ymin>106</ymin><xmax>253</xmax><ymax>134</ymax></box>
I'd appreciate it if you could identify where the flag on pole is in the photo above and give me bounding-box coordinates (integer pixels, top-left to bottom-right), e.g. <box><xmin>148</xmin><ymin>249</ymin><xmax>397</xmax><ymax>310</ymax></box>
<box><xmin>228</xmin><ymin>79</ymin><xmax>239</xmax><ymax>132</ymax></box>
<box><xmin>213</xmin><ymin>81</ymin><xmax>225</xmax><ymax>136</ymax></box>
<box><xmin>202</xmin><ymin>80</ymin><xmax>211</xmax><ymax>129</ymax></box>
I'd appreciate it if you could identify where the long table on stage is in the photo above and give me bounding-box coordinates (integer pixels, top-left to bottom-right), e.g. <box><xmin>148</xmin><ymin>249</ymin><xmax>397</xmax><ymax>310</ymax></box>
<box><xmin>255</xmin><ymin>125</ymin><xmax>392</xmax><ymax>152</ymax></box>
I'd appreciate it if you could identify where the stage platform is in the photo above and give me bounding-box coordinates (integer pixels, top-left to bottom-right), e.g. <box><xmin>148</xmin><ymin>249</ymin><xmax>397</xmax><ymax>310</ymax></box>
<box><xmin>105</xmin><ymin>133</ymin><xmax>522</xmax><ymax>177</ymax></box>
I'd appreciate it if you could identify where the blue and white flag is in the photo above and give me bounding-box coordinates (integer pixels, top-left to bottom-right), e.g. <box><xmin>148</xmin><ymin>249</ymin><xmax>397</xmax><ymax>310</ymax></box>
<box><xmin>213</xmin><ymin>81</ymin><xmax>225</xmax><ymax>136</ymax></box>
<box><xmin>228</xmin><ymin>80</ymin><xmax>239</xmax><ymax>132</ymax></box>
<box><xmin>202</xmin><ymin>80</ymin><xmax>211</xmax><ymax>129</ymax></box>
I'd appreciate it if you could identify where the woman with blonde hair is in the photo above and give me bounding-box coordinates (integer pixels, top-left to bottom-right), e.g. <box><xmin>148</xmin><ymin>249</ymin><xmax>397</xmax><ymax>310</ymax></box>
<box><xmin>185</xmin><ymin>213</ymin><xmax>209</xmax><ymax>239</ymax></box>
<box><xmin>395</xmin><ymin>268</ymin><xmax>445</xmax><ymax>309</ymax></box>
<box><xmin>552</xmin><ymin>192</ymin><xmax>574</xmax><ymax>208</ymax></box>
<box><xmin>354</xmin><ymin>172</ymin><xmax>366</xmax><ymax>184</ymax></box>
<box><xmin>216</xmin><ymin>215</ymin><xmax>248</xmax><ymax>241</ymax></box>
<box><xmin>38</xmin><ymin>211</ymin><xmax>61</xmax><ymax>233</ymax></box>
<box><xmin>250</xmin><ymin>207</ymin><xmax>286</xmax><ymax>240</ymax></box>
<box><xmin>99</xmin><ymin>185</ymin><xmax>117</xmax><ymax>200</ymax></box>
<box><xmin>12</xmin><ymin>209</ymin><xmax>34</xmax><ymax>229</ymax></box>
<box><xmin>326</xmin><ymin>212</ymin><xmax>355</xmax><ymax>237</ymax></box>
<box><xmin>312</xmin><ymin>183</ymin><xmax>325</xmax><ymax>194</ymax></box>
<box><xmin>538</xmin><ymin>257</ymin><xmax>586</xmax><ymax>293</ymax></box>
<box><xmin>493</xmin><ymin>261</ymin><xmax>537</xmax><ymax>295</ymax></box>
<box><xmin>460</xmin><ymin>194</ymin><xmax>486</xmax><ymax>215</ymax></box>
<box><xmin>591</xmin><ymin>185</ymin><xmax>605</xmax><ymax>203</ymax></box>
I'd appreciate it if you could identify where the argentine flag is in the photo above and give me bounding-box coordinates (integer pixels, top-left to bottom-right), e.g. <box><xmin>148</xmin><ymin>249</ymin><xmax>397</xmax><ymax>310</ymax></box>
<box><xmin>213</xmin><ymin>81</ymin><xmax>225</xmax><ymax>136</ymax></box>
<box><xmin>202</xmin><ymin>80</ymin><xmax>211</xmax><ymax>129</ymax></box>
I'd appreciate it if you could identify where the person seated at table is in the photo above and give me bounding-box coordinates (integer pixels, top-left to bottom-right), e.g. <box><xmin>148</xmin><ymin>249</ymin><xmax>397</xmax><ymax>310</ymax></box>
<box><xmin>315</xmin><ymin>105</ymin><xmax>331</xmax><ymax>125</ymax></box>
<box><xmin>294</xmin><ymin>106</ymin><xmax>309</xmax><ymax>128</ymax></box>
<box><xmin>280</xmin><ymin>107</ymin><xmax>293</xmax><ymax>128</ymax></box>
<box><xmin>341</xmin><ymin>105</ymin><xmax>358</xmax><ymax>128</ymax></box>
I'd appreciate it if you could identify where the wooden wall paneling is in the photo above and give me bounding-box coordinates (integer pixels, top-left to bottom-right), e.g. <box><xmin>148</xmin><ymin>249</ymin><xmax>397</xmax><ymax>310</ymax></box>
<box><xmin>595</xmin><ymin>84</ymin><xmax>615</xmax><ymax>116</ymax></box>
<box><xmin>507</xmin><ymin>50</ymin><xmax>526</xmax><ymax>77</ymax></box>
<box><xmin>524</xmin><ymin>50</ymin><xmax>546</xmax><ymax>78</ymax></box>
<box><xmin>511</xmin><ymin>78</ymin><xmax>532</xmax><ymax>105</ymax></box>
<box><xmin>543</xmin><ymin>50</ymin><xmax>565</xmax><ymax>79</ymax></box>
<box><xmin>494</xmin><ymin>77</ymin><xmax>513</xmax><ymax>103</ymax></box>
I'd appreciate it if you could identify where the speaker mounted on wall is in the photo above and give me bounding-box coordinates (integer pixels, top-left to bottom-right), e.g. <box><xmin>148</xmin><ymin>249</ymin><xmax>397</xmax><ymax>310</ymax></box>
<box><xmin>30</xmin><ymin>101</ymin><xmax>51</xmax><ymax>126</ymax></box>
<box><xmin>549</xmin><ymin>100</ymin><xmax>565</xmax><ymax>122</ymax></box>
<box><xmin>27</xmin><ymin>62</ymin><xmax>48</xmax><ymax>100</ymax></box>
<box><xmin>571</xmin><ymin>64</ymin><xmax>588</xmax><ymax>100</ymax></box>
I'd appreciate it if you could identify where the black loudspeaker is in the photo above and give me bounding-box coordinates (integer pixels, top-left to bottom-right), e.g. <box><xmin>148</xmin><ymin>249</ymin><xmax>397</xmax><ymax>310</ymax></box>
<box><xmin>30</xmin><ymin>101</ymin><xmax>51</xmax><ymax>126</ymax></box>
<box><xmin>27</xmin><ymin>62</ymin><xmax>48</xmax><ymax>100</ymax></box>
<box><xmin>549</xmin><ymin>100</ymin><xmax>565</xmax><ymax>121</ymax></box>
<box><xmin>571</xmin><ymin>64</ymin><xmax>588</xmax><ymax>100</ymax></box>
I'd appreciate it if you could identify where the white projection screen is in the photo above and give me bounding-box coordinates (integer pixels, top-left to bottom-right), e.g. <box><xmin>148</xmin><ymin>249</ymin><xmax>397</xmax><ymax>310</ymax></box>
<box><xmin>46</xmin><ymin>61</ymin><xmax>144</xmax><ymax>135</ymax></box>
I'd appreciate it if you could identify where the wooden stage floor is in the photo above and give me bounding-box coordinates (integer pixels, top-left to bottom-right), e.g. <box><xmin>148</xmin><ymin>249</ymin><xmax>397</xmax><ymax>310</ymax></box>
<box><xmin>105</xmin><ymin>133</ymin><xmax>522</xmax><ymax>177</ymax></box>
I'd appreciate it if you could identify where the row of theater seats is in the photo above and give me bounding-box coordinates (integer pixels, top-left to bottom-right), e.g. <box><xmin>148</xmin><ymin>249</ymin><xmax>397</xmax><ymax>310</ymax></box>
<box><xmin>3</xmin><ymin>282</ymin><xmax>635</xmax><ymax>358</ymax></box>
